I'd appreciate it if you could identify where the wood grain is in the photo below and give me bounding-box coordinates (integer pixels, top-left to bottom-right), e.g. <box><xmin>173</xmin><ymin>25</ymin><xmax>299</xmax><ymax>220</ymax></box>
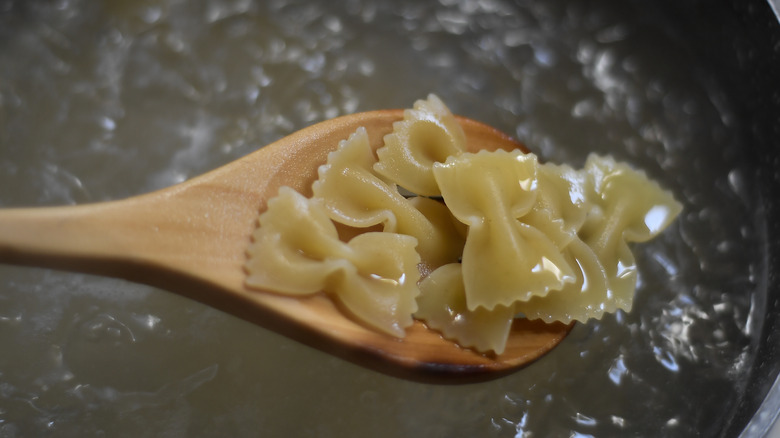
<box><xmin>0</xmin><ymin>110</ymin><xmax>571</xmax><ymax>382</ymax></box>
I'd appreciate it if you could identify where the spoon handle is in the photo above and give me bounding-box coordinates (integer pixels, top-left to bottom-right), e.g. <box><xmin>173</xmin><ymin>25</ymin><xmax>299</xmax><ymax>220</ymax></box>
<box><xmin>0</xmin><ymin>196</ymin><xmax>192</xmax><ymax>281</ymax></box>
<box><xmin>0</xmin><ymin>164</ymin><xmax>264</xmax><ymax>297</ymax></box>
<box><xmin>0</xmin><ymin>111</ymin><xmax>406</xmax><ymax>294</ymax></box>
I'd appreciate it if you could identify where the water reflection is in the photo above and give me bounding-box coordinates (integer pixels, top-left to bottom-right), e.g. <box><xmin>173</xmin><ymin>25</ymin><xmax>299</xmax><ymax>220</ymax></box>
<box><xmin>0</xmin><ymin>0</ymin><xmax>765</xmax><ymax>436</ymax></box>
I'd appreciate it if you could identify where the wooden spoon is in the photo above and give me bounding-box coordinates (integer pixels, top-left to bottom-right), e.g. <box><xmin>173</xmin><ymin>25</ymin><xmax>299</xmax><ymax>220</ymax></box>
<box><xmin>0</xmin><ymin>110</ymin><xmax>571</xmax><ymax>382</ymax></box>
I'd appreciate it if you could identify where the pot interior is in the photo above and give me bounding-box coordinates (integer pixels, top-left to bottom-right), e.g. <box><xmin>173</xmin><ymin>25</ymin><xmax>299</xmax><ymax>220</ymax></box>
<box><xmin>0</xmin><ymin>0</ymin><xmax>778</xmax><ymax>436</ymax></box>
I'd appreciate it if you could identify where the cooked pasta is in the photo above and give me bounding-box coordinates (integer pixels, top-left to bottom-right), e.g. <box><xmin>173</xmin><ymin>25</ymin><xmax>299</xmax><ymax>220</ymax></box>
<box><xmin>521</xmin><ymin>162</ymin><xmax>589</xmax><ymax>249</ymax></box>
<box><xmin>415</xmin><ymin>263</ymin><xmax>517</xmax><ymax>354</ymax></box>
<box><xmin>245</xmin><ymin>187</ymin><xmax>421</xmax><ymax>337</ymax></box>
<box><xmin>374</xmin><ymin>94</ymin><xmax>466</xmax><ymax>197</ymax></box>
<box><xmin>312</xmin><ymin>127</ymin><xmax>464</xmax><ymax>269</ymax></box>
<box><xmin>244</xmin><ymin>94</ymin><xmax>682</xmax><ymax>354</ymax></box>
<box><xmin>514</xmin><ymin>156</ymin><xmax>682</xmax><ymax>323</ymax></box>
<box><xmin>432</xmin><ymin>149</ymin><xmax>576</xmax><ymax>310</ymax></box>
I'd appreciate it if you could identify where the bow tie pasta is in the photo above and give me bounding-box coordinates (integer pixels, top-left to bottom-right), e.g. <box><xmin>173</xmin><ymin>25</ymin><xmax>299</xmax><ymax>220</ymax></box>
<box><xmin>245</xmin><ymin>94</ymin><xmax>681</xmax><ymax>355</ymax></box>
<box><xmin>432</xmin><ymin>150</ymin><xmax>576</xmax><ymax>310</ymax></box>
<box><xmin>245</xmin><ymin>187</ymin><xmax>421</xmax><ymax>337</ymax></box>
<box><xmin>312</xmin><ymin>127</ymin><xmax>464</xmax><ymax>270</ymax></box>
<box><xmin>374</xmin><ymin>94</ymin><xmax>466</xmax><ymax>197</ymax></box>
<box><xmin>416</xmin><ymin>263</ymin><xmax>517</xmax><ymax>354</ymax></box>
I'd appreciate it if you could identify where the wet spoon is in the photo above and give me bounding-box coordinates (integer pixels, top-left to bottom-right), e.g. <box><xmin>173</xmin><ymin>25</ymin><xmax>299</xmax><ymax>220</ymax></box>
<box><xmin>0</xmin><ymin>110</ymin><xmax>571</xmax><ymax>382</ymax></box>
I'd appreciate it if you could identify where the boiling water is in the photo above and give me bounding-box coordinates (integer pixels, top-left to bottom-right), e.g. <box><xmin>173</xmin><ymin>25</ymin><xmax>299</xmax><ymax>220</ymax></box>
<box><xmin>0</xmin><ymin>0</ymin><xmax>767</xmax><ymax>436</ymax></box>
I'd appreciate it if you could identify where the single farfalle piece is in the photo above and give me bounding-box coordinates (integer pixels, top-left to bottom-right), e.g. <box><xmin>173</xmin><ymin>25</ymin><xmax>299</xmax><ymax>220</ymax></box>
<box><xmin>313</xmin><ymin>127</ymin><xmax>401</xmax><ymax>230</ymax></box>
<box><xmin>333</xmin><ymin>231</ymin><xmax>421</xmax><ymax>337</ymax></box>
<box><xmin>577</xmin><ymin>154</ymin><xmax>683</xmax><ymax>312</ymax></box>
<box><xmin>313</xmin><ymin>126</ymin><xmax>464</xmax><ymax>269</ymax></box>
<box><xmin>244</xmin><ymin>187</ymin><xmax>421</xmax><ymax>337</ymax></box>
<box><xmin>582</xmin><ymin>154</ymin><xmax>682</xmax><ymax>243</ymax></box>
<box><xmin>415</xmin><ymin>263</ymin><xmax>517</xmax><ymax>354</ymax></box>
<box><xmin>374</xmin><ymin>94</ymin><xmax>466</xmax><ymax>196</ymax></box>
<box><xmin>433</xmin><ymin>149</ymin><xmax>576</xmax><ymax>311</ymax></box>
<box><xmin>246</xmin><ymin>186</ymin><xmax>351</xmax><ymax>295</ymax></box>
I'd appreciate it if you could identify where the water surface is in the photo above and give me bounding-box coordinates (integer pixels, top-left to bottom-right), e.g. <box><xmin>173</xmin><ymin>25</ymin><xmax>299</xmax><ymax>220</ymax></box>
<box><xmin>0</xmin><ymin>0</ymin><xmax>766</xmax><ymax>436</ymax></box>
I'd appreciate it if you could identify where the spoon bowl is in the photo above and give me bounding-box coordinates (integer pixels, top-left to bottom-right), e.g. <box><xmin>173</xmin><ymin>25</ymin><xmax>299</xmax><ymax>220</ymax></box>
<box><xmin>0</xmin><ymin>110</ymin><xmax>571</xmax><ymax>382</ymax></box>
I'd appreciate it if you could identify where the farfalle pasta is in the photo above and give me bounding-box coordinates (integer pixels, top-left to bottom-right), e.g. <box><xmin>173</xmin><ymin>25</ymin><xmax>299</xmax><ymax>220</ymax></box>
<box><xmin>513</xmin><ymin>238</ymin><xmax>609</xmax><ymax>324</ymax></box>
<box><xmin>416</xmin><ymin>263</ymin><xmax>517</xmax><ymax>354</ymax></box>
<box><xmin>245</xmin><ymin>94</ymin><xmax>682</xmax><ymax>354</ymax></box>
<box><xmin>245</xmin><ymin>187</ymin><xmax>421</xmax><ymax>337</ymax></box>
<box><xmin>522</xmin><ymin>162</ymin><xmax>589</xmax><ymax>249</ymax></box>
<box><xmin>312</xmin><ymin>127</ymin><xmax>464</xmax><ymax>270</ymax></box>
<box><xmin>374</xmin><ymin>94</ymin><xmax>466</xmax><ymax>197</ymax></box>
<box><xmin>578</xmin><ymin>154</ymin><xmax>682</xmax><ymax>311</ymax></box>
<box><xmin>432</xmin><ymin>150</ymin><xmax>576</xmax><ymax>310</ymax></box>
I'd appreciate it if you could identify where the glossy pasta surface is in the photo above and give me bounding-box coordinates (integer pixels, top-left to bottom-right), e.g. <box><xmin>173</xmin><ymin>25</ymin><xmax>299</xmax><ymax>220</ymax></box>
<box><xmin>245</xmin><ymin>95</ymin><xmax>682</xmax><ymax>353</ymax></box>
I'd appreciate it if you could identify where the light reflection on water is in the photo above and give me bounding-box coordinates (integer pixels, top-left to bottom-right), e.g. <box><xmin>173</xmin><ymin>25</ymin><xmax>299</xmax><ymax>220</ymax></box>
<box><xmin>0</xmin><ymin>0</ymin><xmax>766</xmax><ymax>436</ymax></box>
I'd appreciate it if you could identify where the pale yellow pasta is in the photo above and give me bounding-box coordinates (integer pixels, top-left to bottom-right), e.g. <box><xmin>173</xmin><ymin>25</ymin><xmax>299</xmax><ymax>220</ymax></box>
<box><xmin>406</xmin><ymin>195</ymin><xmax>467</xmax><ymax>273</ymax></box>
<box><xmin>580</xmin><ymin>154</ymin><xmax>682</xmax><ymax>243</ymax></box>
<box><xmin>245</xmin><ymin>187</ymin><xmax>421</xmax><ymax>337</ymax></box>
<box><xmin>335</xmin><ymin>232</ymin><xmax>421</xmax><ymax>337</ymax></box>
<box><xmin>515</xmin><ymin>238</ymin><xmax>610</xmax><ymax>323</ymax></box>
<box><xmin>313</xmin><ymin>126</ymin><xmax>463</xmax><ymax>269</ymax></box>
<box><xmin>246</xmin><ymin>186</ymin><xmax>352</xmax><ymax>295</ymax></box>
<box><xmin>419</xmin><ymin>152</ymin><xmax>680</xmax><ymax>348</ymax></box>
<box><xmin>577</xmin><ymin>154</ymin><xmax>683</xmax><ymax>311</ymax></box>
<box><xmin>432</xmin><ymin>149</ymin><xmax>576</xmax><ymax>310</ymax></box>
<box><xmin>313</xmin><ymin>128</ymin><xmax>400</xmax><ymax>230</ymax></box>
<box><xmin>415</xmin><ymin>263</ymin><xmax>516</xmax><ymax>354</ymax></box>
<box><xmin>480</xmin><ymin>155</ymin><xmax>680</xmax><ymax>324</ymax></box>
<box><xmin>521</xmin><ymin>162</ymin><xmax>590</xmax><ymax>249</ymax></box>
<box><xmin>374</xmin><ymin>94</ymin><xmax>466</xmax><ymax>196</ymax></box>
<box><xmin>245</xmin><ymin>94</ymin><xmax>682</xmax><ymax>355</ymax></box>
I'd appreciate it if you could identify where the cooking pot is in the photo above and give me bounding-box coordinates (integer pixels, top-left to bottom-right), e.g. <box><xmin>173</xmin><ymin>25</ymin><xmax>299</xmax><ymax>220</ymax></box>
<box><xmin>0</xmin><ymin>0</ymin><xmax>779</xmax><ymax>436</ymax></box>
